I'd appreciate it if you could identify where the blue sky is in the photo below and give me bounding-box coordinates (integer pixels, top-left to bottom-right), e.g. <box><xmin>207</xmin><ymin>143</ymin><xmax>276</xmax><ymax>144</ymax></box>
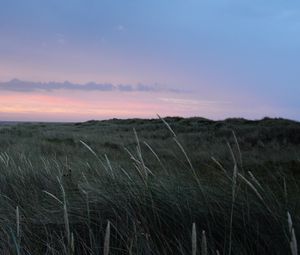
<box><xmin>0</xmin><ymin>0</ymin><xmax>299</xmax><ymax>121</ymax></box>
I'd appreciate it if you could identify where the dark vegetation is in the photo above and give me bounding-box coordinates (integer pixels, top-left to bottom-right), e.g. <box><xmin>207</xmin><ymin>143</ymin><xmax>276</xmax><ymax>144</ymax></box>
<box><xmin>0</xmin><ymin>117</ymin><xmax>299</xmax><ymax>254</ymax></box>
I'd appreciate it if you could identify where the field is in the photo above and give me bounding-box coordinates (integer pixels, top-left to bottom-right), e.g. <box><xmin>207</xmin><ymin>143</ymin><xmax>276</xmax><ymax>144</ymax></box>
<box><xmin>0</xmin><ymin>117</ymin><xmax>299</xmax><ymax>254</ymax></box>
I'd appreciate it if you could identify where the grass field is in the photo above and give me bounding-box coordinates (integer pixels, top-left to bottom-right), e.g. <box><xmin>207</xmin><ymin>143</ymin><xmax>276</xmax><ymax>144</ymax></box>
<box><xmin>0</xmin><ymin>117</ymin><xmax>299</xmax><ymax>254</ymax></box>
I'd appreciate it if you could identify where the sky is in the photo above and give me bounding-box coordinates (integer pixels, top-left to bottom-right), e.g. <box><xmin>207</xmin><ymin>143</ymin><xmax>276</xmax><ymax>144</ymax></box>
<box><xmin>0</xmin><ymin>0</ymin><xmax>299</xmax><ymax>122</ymax></box>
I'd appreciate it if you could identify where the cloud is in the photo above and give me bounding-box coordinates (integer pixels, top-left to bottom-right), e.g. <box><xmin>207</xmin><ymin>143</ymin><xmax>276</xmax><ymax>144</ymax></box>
<box><xmin>0</xmin><ymin>79</ymin><xmax>178</xmax><ymax>93</ymax></box>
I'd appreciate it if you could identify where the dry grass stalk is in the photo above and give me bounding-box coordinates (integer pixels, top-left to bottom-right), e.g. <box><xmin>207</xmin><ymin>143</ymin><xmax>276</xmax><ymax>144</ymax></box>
<box><xmin>70</xmin><ymin>232</ymin><xmax>75</xmax><ymax>255</ymax></box>
<box><xmin>157</xmin><ymin>114</ymin><xmax>177</xmax><ymax>137</ymax></box>
<box><xmin>211</xmin><ymin>156</ymin><xmax>231</xmax><ymax>180</ymax></box>
<box><xmin>143</xmin><ymin>141</ymin><xmax>167</xmax><ymax>173</ymax></box>
<box><xmin>192</xmin><ymin>222</ymin><xmax>197</xmax><ymax>255</ymax></box>
<box><xmin>232</xmin><ymin>131</ymin><xmax>243</xmax><ymax>169</ymax></box>
<box><xmin>201</xmin><ymin>230</ymin><xmax>207</xmax><ymax>255</ymax></box>
<box><xmin>57</xmin><ymin>177</ymin><xmax>73</xmax><ymax>254</ymax></box>
<box><xmin>238</xmin><ymin>173</ymin><xmax>273</xmax><ymax>214</ymax></box>
<box><xmin>80</xmin><ymin>140</ymin><xmax>108</xmax><ymax>171</ymax></box>
<box><xmin>287</xmin><ymin>212</ymin><xmax>298</xmax><ymax>255</ymax></box>
<box><xmin>16</xmin><ymin>205</ymin><xmax>21</xmax><ymax>255</ymax></box>
<box><xmin>104</xmin><ymin>220</ymin><xmax>111</xmax><ymax>255</ymax></box>
<box><xmin>16</xmin><ymin>206</ymin><xmax>20</xmax><ymax>241</ymax></box>
<box><xmin>227</xmin><ymin>142</ymin><xmax>238</xmax><ymax>255</ymax></box>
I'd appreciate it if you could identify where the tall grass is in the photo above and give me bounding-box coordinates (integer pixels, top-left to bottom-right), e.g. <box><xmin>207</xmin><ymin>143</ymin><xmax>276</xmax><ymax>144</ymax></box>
<box><xmin>0</xmin><ymin>118</ymin><xmax>298</xmax><ymax>254</ymax></box>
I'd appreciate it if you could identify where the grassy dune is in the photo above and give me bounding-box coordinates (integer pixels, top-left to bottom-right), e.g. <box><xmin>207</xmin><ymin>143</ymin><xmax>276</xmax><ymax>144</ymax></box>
<box><xmin>0</xmin><ymin>117</ymin><xmax>299</xmax><ymax>254</ymax></box>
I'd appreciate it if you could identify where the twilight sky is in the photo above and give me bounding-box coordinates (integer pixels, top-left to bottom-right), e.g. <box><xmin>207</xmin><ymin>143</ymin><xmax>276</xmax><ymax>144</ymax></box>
<box><xmin>0</xmin><ymin>0</ymin><xmax>299</xmax><ymax>121</ymax></box>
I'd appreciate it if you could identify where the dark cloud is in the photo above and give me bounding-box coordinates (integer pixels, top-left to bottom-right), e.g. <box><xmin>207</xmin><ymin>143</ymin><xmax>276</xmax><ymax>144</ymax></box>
<box><xmin>117</xmin><ymin>84</ymin><xmax>134</xmax><ymax>92</ymax></box>
<box><xmin>0</xmin><ymin>79</ymin><xmax>178</xmax><ymax>93</ymax></box>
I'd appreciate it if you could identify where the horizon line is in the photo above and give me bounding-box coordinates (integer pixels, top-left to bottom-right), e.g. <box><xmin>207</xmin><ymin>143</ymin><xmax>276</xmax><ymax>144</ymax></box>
<box><xmin>1</xmin><ymin>115</ymin><xmax>299</xmax><ymax>124</ymax></box>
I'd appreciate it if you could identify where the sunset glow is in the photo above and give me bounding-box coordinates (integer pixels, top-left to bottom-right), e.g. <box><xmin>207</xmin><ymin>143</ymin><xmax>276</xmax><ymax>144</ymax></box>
<box><xmin>0</xmin><ymin>1</ymin><xmax>299</xmax><ymax>121</ymax></box>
